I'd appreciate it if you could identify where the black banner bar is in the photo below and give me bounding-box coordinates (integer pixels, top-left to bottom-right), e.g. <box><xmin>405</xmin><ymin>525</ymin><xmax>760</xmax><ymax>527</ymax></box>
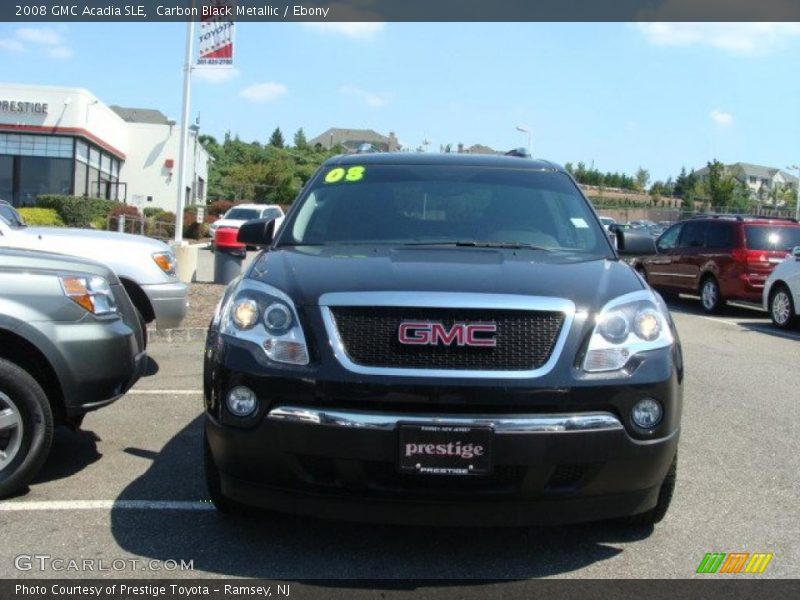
<box><xmin>3</xmin><ymin>580</ymin><xmax>800</xmax><ymax>600</ymax></box>
<box><xmin>3</xmin><ymin>0</ymin><xmax>800</xmax><ymax>23</ymax></box>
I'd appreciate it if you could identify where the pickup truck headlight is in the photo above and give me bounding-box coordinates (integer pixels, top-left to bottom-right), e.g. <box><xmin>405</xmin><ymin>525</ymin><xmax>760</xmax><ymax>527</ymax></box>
<box><xmin>152</xmin><ymin>251</ymin><xmax>176</xmax><ymax>276</ymax></box>
<box><xmin>59</xmin><ymin>275</ymin><xmax>118</xmax><ymax>316</ymax></box>
<box><xmin>221</xmin><ymin>280</ymin><xmax>309</xmax><ymax>366</ymax></box>
<box><xmin>583</xmin><ymin>290</ymin><xmax>673</xmax><ymax>372</ymax></box>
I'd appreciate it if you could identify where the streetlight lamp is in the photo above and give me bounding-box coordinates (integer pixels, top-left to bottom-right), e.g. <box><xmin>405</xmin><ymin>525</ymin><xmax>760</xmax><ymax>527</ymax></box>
<box><xmin>786</xmin><ymin>165</ymin><xmax>800</xmax><ymax>220</ymax></box>
<box><xmin>515</xmin><ymin>125</ymin><xmax>532</xmax><ymax>156</ymax></box>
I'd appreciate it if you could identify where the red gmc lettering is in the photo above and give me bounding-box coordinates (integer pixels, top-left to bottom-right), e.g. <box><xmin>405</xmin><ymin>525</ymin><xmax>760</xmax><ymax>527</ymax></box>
<box><xmin>398</xmin><ymin>322</ymin><xmax>497</xmax><ymax>347</ymax></box>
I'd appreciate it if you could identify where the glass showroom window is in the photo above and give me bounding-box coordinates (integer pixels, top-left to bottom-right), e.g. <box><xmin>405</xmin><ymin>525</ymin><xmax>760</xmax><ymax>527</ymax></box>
<box><xmin>74</xmin><ymin>140</ymin><xmax>89</xmax><ymax>196</ymax></box>
<box><xmin>18</xmin><ymin>157</ymin><xmax>73</xmax><ymax>207</ymax></box>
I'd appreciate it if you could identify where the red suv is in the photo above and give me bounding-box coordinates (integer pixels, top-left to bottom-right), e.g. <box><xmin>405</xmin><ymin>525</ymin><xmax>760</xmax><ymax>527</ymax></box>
<box><xmin>636</xmin><ymin>215</ymin><xmax>800</xmax><ymax>312</ymax></box>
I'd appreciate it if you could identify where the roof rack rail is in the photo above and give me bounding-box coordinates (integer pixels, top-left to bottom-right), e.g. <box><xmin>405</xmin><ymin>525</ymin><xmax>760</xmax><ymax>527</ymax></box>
<box><xmin>504</xmin><ymin>147</ymin><xmax>530</xmax><ymax>158</ymax></box>
<box><xmin>690</xmin><ymin>213</ymin><xmax>797</xmax><ymax>223</ymax></box>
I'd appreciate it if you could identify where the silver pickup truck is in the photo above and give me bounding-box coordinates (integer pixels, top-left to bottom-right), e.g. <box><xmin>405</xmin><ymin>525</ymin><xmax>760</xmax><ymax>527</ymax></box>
<box><xmin>0</xmin><ymin>247</ymin><xmax>146</xmax><ymax>498</ymax></box>
<box><xmin>0</xmin><ymin>199</ymin><xmax>186</xmax><ymax>332</ymax></box>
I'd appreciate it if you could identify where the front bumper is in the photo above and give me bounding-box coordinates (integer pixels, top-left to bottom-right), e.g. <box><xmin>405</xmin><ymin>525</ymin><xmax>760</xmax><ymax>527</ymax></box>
<box><xmin>205</xmin><ymin>375</ymin><xmax>681</xmax><ymax>526</ymax></box>
<box><xmin>142</xmin><ymin>281</ymin><xmax>187</xmax><ymax>330</ymax></box>
<box><xmin>37</xmin><ymin>316</ymin><xmax>146</xmax><ymax>417</ymax></box>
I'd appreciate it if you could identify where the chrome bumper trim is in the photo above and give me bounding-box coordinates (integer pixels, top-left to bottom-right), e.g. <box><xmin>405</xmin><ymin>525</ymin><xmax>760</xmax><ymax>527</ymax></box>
<box><xmin>267</xmin><ymin>406</ymin><xmax>623</xmax><ymax>434</ymax></box>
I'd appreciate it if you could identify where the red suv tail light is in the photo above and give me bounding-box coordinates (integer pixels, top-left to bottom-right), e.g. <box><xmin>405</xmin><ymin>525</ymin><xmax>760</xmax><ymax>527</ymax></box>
<box><xmin>732</xmin><ymin>248</ymin><xmax>769</xmax><ymax>267</ymax></box>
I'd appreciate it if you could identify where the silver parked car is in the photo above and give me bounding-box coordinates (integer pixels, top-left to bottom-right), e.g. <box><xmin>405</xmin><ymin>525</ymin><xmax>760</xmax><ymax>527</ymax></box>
<box><xmin>0</xmin><ymin>199</ymin><xmax>186</xmax><ymax>332</ymax></box>
<box><xmin>0</xmin><ymin>247</ymin><xmax>146</xmax><ymax>498</ymax></box>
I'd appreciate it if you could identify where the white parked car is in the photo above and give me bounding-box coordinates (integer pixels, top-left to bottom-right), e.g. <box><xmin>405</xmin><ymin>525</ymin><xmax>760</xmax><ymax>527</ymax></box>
<box><xmin>0</xmin><ymin>199</ymin><xmax>186</xmax><ymax>332</ymax></box>
<box><xmin>599</xmin><ymin>216</ymin><xmax>616</xmax><ymax>231</ymax></box>
<box><xmin>763</xmin><ymin>246</ymin><xmax>800</xmax><ymax>329</ymax></box>
<box><xmin>209</xmin><ymin>204</ymin><xmax>285</xmax><ymax>241</ymax></box>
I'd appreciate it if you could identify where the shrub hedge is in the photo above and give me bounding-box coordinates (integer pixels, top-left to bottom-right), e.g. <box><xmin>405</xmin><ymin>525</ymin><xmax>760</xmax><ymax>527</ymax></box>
<box><xmin>17</xmin><ymin>207</ymin><xmax>64</xmax><ymax>227</ymax></box>
<box><xmin>36</xmin><ymin>195</ymin><xmax>117</xmax><ymax>227</ymax></box>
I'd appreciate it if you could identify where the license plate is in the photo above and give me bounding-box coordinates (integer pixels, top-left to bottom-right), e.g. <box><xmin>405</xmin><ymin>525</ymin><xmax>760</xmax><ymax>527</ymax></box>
<box><xmin>398</xmin><ymin>424</ymin><xmax>493</xmax><ymax>476</ymax></box>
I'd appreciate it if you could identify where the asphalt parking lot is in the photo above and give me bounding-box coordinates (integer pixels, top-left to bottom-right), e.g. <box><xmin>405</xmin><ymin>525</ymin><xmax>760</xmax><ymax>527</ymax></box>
<box><xmin>1</xmin><ymin>297</ymin><xmax>798</xmax><ymax>580</ymax></box>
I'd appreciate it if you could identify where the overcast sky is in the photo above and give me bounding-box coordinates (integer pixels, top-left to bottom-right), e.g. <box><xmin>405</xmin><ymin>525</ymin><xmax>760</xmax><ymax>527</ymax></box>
<box><xmin>3</xmin><ymin>22</ymin><xmax>800</xmax><ymax>182</ymax></box>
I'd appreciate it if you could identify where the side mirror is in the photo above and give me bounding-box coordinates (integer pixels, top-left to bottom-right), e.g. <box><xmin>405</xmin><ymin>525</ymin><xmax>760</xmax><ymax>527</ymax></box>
<box><xmin>793</xmin><ymin>246</ymin><xmax>800</xmax><ymax>259</ymax></box>
<box><xmin>616</xmin><ymin>229</ymin><xmax>657</xmax><ymax>256</ymax></box>
<box><xmin>237</xmin><ymin>218</ymin><xmax>275</xmax><ymax>247</ymax></box>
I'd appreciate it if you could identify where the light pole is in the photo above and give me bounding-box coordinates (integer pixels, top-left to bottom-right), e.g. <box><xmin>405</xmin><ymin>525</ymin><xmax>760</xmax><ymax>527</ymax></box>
<box><xmin>515</xmin><ymin>125</ymin><xmax>532</xmax><ymax>156</ymax></box>
<box><xmin>787</xmin><ymin>165</ymin><xmax>800</xmax><ymax>220</ymax></box>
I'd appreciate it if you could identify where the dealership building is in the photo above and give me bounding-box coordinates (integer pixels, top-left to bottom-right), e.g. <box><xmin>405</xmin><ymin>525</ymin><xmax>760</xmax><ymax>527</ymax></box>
<box><xmin>0</xmin><ymin>83</ymin><xmax>209</xmax><ymax>211</ymax></box>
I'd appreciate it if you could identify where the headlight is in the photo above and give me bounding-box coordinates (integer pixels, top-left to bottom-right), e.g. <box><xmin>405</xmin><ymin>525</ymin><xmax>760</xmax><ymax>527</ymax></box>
<box><xmin>59</xmin><ymin>275</ymin><xmax>118</xmax><ymax>315</ymax></box>
<box><xmin>232</xmin><ymin>298</ymin><xmax>259</xmax><ymax>329</ymax></box>
<box><xmin>583</xmin><ymin>290</ymin><xmax>673</xmax><ymax>373</ymax></box>
<box><xmin>152</xmin><ymin>251</ymin><xmax>176</xmax><ymax>276</ymax></box>
<box><xmin>222</xmin><ymin>280</ymin><xmax>309</xmax><ymax>366</ymax></box>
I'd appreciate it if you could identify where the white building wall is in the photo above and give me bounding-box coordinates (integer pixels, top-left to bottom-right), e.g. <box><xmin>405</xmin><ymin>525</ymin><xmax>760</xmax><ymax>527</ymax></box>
<box><xmin>119</xmin><ymin>122</ymin><xmax>209</xmax><ymax>212</ymax></box>
<box><xmin>1</xmin><ymin>83</ymin><xmax>209</xmax><ymax>212</ymax></box>
<box><xmin>0</xmin><ymin>83</ymin><xmax>129</xmax><ymax>157</ymax></box>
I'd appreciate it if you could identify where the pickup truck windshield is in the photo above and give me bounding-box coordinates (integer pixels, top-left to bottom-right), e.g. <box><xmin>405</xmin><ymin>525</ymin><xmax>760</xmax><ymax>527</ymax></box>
<box><xmin>225</xmin><ymin>208</ymin><xmax>262</xmax><ymax>220</ymax></box>
<box><xmin>280</xmin><ymin>165</ymin><xmax>611</xmax><ymax>257</ymax></box>
<box><xmin>0</xmin><ymin>203</ymin><xmax>25</xmax><ymax>229</ymax></box>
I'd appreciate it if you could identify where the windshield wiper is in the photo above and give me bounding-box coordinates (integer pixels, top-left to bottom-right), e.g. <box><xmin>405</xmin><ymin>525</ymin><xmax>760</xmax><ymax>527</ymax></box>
<box><xmin>403</xmin><ymin>240</ymin><xmax>551</xmax><ymax>251</ymax></box>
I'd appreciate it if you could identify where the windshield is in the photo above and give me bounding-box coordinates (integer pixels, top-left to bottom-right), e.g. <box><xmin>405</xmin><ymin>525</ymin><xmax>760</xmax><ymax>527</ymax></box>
<box><xmin>745</xmin><ymin>225</ymin><xmax>800</xmax><ymax>251</ymax></box>
<box><xmin>279</xmin><ymin>165</ymin><xmax>611</xmax><ymax>257</ymax></box>
<box><xmin>0</xmin><ymin>203</ymin><xmax>25</xmax><ymax>229</ymax></box>
<box><xmin>225</xmin><ymin>208</ymin><xmax>262</xmax><ymax>220</ymax></box>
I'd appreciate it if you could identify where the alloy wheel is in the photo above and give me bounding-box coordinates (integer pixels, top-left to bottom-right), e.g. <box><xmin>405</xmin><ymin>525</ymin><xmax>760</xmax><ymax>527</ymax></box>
<box><xmin>772</xmin><ymin>290</ymin><xmax>792</xmax><ymax>326</ymax></box>
<box><xmin>701</xmin><ymin>280</ymin><xmax>718</xmax><ymax>311</ymax></box>
<box><xmin>0</xmin><ymin>391</ymin><xmax>23</xmax><ymax>473</ymax></box>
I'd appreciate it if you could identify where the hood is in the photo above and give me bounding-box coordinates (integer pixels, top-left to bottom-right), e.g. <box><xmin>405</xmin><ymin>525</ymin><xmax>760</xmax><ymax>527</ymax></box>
<box><xmin>13</xmin><ymin>226</ymin><xmax>170</xmax><ymax>256</ymax></box>
<box><xmin>248</xmin><ymin>246</ymin><xmax>644</xmax><ymax>311</ymax></box>
<box><xmin>211</xmin><ymin>219</ymin><xmax>246</xmax><ymax>230</ymax></box>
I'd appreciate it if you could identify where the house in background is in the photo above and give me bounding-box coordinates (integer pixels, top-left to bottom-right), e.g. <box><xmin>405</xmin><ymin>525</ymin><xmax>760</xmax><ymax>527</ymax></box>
<box><xmin>695</xmin><ymin>162</ymin><xmax>798</xmax><ymax>204</ymax></box>
<box><xmin>310</xmin><ymin>128</ymin><xmax>401</xmax><ymax>152</ymax></box>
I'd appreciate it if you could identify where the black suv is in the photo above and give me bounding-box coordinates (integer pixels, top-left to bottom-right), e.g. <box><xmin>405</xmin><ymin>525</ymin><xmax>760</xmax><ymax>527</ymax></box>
<box><xmin>203</xmin><ymin>153</ymin><xmax>683</xmax><ymax>527</ymax></box>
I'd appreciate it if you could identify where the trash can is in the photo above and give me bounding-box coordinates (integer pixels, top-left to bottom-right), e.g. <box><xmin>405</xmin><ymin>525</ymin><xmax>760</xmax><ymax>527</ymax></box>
<box><xmin>213</xmin><ymin>227</ymin><xmax>246</xmax><ymax>285</ymax></box>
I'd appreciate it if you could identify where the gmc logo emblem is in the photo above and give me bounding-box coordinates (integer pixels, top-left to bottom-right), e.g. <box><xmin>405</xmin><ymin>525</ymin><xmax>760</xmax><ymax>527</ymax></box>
<box><xmin>398</xmin><ymin>322</ymin><xmax>497</xmax><ymax>347</ymax></box>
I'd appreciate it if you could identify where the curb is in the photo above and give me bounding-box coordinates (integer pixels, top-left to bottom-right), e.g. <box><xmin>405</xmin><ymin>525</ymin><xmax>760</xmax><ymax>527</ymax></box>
<box><xmin>147</xmin><ymin>327</ymin><xmax>208</xmax><ymax>343</ymax></box>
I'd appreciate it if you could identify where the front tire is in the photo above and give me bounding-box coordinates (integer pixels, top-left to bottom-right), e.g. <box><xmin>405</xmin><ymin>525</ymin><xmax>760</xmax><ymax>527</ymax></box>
<box><xmin>0</xmin><ymin>358</ymin><xmax>54</xmax><ymax>498</ymax></box>
<box><xmin>770</xmin><ymin>285</ymin><xmax>797</xmax><ymax>329</ymax></box>
<box><xmin>700</xmin><ymin>276</ymin><xmax>725</xmax><ymax>314</ymax></box>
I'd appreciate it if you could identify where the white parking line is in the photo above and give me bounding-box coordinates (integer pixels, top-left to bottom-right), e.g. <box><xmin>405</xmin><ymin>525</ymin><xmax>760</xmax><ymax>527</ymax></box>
<box><xmin>0</xmin><ymin>500</ymin><xmax>214</xmax><ymax>511</ymax></box>
<box><xmin>127</xmin><ymin>390</ymin><xmax>202</xmax><ymax>395</ymax></box>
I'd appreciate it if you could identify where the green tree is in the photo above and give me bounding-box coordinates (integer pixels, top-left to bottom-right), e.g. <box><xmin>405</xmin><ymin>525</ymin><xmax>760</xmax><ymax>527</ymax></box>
<box><xmin>635</xmin><ymin>167</ymin><xmax>650</xmax><ymax>192</ymax></box>
<box><xmin>705</xmin><ymin>160</ymin><xmax>739</xmax><ymax>209</ymax></box>
<box><xmin>293</xmin><ymin>128</ymin><xmax>308</xmax><ymax>149</ymax></box>
<box><xmin>269</xmin><ymin>127</ymin><xmax>285</xmax><ymax>148</ymax></box>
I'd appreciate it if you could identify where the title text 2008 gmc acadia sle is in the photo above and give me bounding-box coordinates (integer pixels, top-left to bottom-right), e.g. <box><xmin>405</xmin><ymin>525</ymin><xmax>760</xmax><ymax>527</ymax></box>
<box><xmin>203</xmin><ymin>153</ymin><xmax>683</xmax><ymax>527</ymax></box>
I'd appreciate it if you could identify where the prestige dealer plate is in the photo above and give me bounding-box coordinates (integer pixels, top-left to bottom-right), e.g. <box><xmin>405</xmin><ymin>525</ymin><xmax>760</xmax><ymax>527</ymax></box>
<box><xmin>398</xmin><ymin>424</ymin><xmax>493</xmax><ymax>475</ymax></box>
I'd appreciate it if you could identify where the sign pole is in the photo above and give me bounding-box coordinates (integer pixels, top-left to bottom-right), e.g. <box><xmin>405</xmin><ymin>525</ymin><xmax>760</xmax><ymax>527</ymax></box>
<box><xmin>174</xmin><ymin>19</ymin><xmax>194</xmax><ymax>244</ymax></box>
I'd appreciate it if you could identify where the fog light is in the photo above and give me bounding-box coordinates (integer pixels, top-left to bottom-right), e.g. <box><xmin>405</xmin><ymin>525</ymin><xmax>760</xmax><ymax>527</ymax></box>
<box><xmin>226</xmin><ymin>386</ymin><xmax>258</xmax><ymax>417</ymax></box>
<box><xmin>631</xmin><ymin>398</ymin><xmax>662</xmax><ymax>429</ymax></box>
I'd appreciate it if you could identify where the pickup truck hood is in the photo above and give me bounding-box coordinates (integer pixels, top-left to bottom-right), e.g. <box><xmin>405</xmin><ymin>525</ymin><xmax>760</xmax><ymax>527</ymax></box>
<box><xmin>248</xmin><ymin>246</ymin><xmax>645</xmax><ymax>311</ymax></box>
<box><xmin>2</xmin><ymin>226</ymin><xmax>173</xmax><ymax>284</ymax></box>
<box><xmin>6</xmin><ymin>226</ymin><xmax>170</xmax><ymax>256</ymax></box>
<box><xmin>211</xmin><ymin>218</ymin><xmax>246</xmax><ymax>230</ymax></box>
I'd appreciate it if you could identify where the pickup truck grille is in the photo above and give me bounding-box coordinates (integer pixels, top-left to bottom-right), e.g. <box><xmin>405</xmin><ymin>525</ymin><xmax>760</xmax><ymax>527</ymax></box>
<box><xmin>329</xmin><ymin>307</ymin><xmax>565</xmax><ymax>371</ymax></box>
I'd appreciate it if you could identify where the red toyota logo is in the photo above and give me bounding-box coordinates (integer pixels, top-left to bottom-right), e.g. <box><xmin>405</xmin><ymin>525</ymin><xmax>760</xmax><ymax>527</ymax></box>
<box><xmin>398</xmin><ymin>322</ymin><xmax>497</xmax><ymax>347</ymax></box>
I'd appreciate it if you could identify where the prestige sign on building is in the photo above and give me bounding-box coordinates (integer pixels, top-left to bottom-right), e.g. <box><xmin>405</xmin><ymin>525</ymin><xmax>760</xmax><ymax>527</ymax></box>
<box><xmin>0</xmin><ymin>100</ymin><xmax>48</xmax><ymax>114</ymax></box>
